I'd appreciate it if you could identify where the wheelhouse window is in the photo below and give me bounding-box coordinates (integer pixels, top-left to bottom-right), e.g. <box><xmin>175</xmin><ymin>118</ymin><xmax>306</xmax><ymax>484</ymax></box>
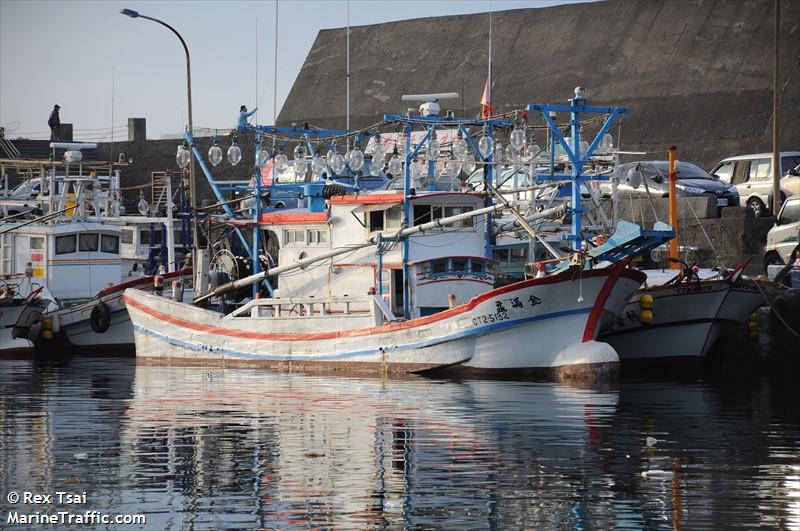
<box><xmin>55</xmin><ymin>234</ymin><xmax>76</xmax><ymax>254</ymax></box>
<box><xmin>101</xmin><ymin>234</ymin><xmax>120</xmax><ymax>254</ymax></box>
<box><xmin>444</xmin><ymin>206</ymin><xmax>474</xmax><ymax>228</ymax></box>
<box><xmin>30</xmin><ymin>237</ymin><xmax>44</xmax><ymax>250</ymax></box>
<box><xmin>284</xmin><ymin>229</ymin><xmax>305</xmax><ymax>245</ymax></box>
<box><xmin>471</xmin><ymin>260</ymin><xmax>484</xmax><ymax>273</ymax></box>
<box><xmin>431</xmin><ymin>260</ymin><xmax>446</xmax><ymax>274</ymax></box>
<box><xmin>413</xmin><ymin>205</ymin><xmax>443</xmax><ymax>225</ymax></box>
<box><xmin>307</xmin><ymin>229</ymin><xmax>329</xmax><ymax>245</ymax></box>
<box><xmin>79</xmin><ymin>233</ymin><xmax>99</xmax><ymax>252</ymax></box>
<box><xmin>451</xmin><ymin>259</ymin><xmax>467</xmax><ymax>273</ymax></box>
<box><xmin>121</xmin><ymin>228</ymin><xmax>134</xmax><ymax>244</ymax></box>
<box><xmin>368</xmin><ymin>210</ymin><xmax>384</xmax><ymax>231</ymax></box>
<box><xmin>366</xmin><ymin>205</ymin><xmax>402</xmax><ymax>232</ymax></box>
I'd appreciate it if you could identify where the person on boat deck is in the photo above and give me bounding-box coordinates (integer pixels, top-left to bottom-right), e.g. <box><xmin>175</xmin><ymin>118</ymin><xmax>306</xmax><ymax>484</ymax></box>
<box><xmin>237</xmin><ymin>105</ymin><xmax>257</xmax><ymax>131</ymax></box>
<box><xmin>48</xmin><ymin>104</ymin><xmax>61</xmax><ymax>141</ymax></box>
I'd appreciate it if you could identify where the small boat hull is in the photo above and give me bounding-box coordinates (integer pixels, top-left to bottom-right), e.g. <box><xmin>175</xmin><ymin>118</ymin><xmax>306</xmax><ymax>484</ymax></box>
<box><xmin>599</xmin><ymin>279</ymin><xmax>731</xmax><ymax>365</ymax></box>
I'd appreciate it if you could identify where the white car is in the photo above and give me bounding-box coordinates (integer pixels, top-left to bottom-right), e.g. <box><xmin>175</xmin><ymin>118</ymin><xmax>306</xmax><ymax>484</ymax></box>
<box><xmin>764</xmin><ymin>197</ymin><xmax>800</xmax><ymax>272</ymax></box>
<box><xmin>710</xmin><ymin>152</ymin><xmax>800</xmax><ymax>217</ymax></box>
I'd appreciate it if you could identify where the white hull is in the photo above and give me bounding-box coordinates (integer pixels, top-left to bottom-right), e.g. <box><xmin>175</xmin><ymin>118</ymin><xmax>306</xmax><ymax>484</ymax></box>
<box><xmin>600</xmin><ymin>279</ymin><xmax>731</xmax><ymax>363</ymax></box>
<box><xmin>124</xmin><ymin>265</ymin><xmax>644</xmax><ymax>380</ymax></box>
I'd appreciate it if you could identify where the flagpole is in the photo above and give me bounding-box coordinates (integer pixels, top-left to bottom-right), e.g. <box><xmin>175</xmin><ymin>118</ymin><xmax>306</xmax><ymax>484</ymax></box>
<box><xmin>488</xmin><ymin>8</ymin><xmax>492</xmax><ymax>115</ymax></box>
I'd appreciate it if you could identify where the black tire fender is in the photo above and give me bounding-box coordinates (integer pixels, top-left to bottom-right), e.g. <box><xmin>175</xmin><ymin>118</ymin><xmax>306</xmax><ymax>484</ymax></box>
<box><xmin>90</xmin><ymin>301</ymin><xmax>111</xmax><ymax>333</ymax></box>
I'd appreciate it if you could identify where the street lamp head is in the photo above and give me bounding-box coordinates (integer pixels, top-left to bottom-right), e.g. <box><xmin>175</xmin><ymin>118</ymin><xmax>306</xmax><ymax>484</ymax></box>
<box><xmin>120</xmin><ymin>8</ymin><xmax>140</xmax><ymax>18</ymax></box>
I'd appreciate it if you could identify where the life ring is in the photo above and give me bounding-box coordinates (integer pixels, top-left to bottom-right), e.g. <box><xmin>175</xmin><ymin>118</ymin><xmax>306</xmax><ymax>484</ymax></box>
<box><xmin>90</xmin><ymin>301</ymin><xmax>111</xmax><ymax>333</ymax></box>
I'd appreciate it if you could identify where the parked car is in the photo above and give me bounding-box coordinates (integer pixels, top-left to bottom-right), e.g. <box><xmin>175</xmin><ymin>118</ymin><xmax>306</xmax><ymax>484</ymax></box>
<box><xmin>764</xmin><ymin>197</ymin><xmax>800</xmax><ymax>271</ymax></box>
<box><xmin>600</xmin><ymin>161</ymin><xmax>739</xmax><ymax>207</ymax></box>
<box><xmin>709</xmin><ymin>151</ymin><xmax>800</xmax><ymax>217</ymax></box>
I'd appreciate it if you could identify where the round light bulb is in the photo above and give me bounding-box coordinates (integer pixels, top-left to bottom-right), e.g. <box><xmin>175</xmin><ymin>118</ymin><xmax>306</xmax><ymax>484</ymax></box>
<box><xmin>227</xmin><ymin>144</ymin><xmax>242</xmax><ymax>166</ymax></box>
<box><xmin>524</xmin><ymin>143</ymin><xmax>542</xmax><ymax>162</ymax></box>
<box><xmin>372</xmin><ymin>148</ymin><xmax>386</xmax><ymax>168</ymax></box>
<box><xmin>331</xmin><ymin>153</ymin><xmax>346</xmax><ymax>174</ymax></box>
<box><xmin>208</xmin><ymin>144</ymin><xmax>223</xmax><ymax>167</ymax></box>
<box><xmin>293</xmin><ymin>144</ymin><xmax>307</xmax><ymax>162</ymax></box>
<box><xmin>347</xmin><ymin>148</ymin><xmax>365</xmax><ymax>171</ymax></box>
<box><xmin>478</xmin><ymin>136</ymin><xmax>494</xmax><ymax>159</ymax></box>
<box><xmin>494</xmin><ymin>142</ymin><xmax>504</xmax><ymax>165</ymax></box>
<box><xmin>462</xmin><ymin>153</ymin><xmax>477</xmax><ymax>175</ymax></box>
<box><xmin>599</xmin><ymin>133</ymin><xmax>613</xmax><ymax>153</ymax></box>
<box><xmin>510</xmin><ymin>128</ymin><xmax>525</xmax><ymax>151</ymax></box>
<box><xmin>388</xmin><ymin>155</ymin><xmax>402</xmax><ymax>177</ymax></box>
<box><xmin>274</xmin><ymin>153</ymin><xmax>289</xmax><ymax>172</ymax></box>
<box><xmin>326</xmin><ymin>149</ymin><xmax>335</xmax><ymax>168</ymax></box>
<box><xmin>294</xmin><ymin>159</ymin><xmax>308</xmax><ymax>179</ymax></box>
<box><xmin>506</xmin><ymin>144</ymin><xmax>521</xmax><ymax>164</ymax></box>
<box><xmin>426</xmin><ymin>138</ymin><xmax>440</xmax><ymax>162</ymax></box>
<box><xmin>176</xmin><ymin>145</ymin><xmax>190</xmax><ymax>169</ymax></box>
<box><xmin>452</xmin><ymin>136</ymin><xmax>468</xmax><ymax>159</ymax></box>
<box><xmin>137</xmin><ymin>196</ymin><xmax>149</xmax><ymax>216</ymax></box>
<box><xmin>312</xmin><ymin>156</ymin><xmax>327</xmax><ymax>179</ymax></box>
<box><xmin>396</xmin><ymin>134</ymin><xmax>406</xmax><ymax>155</ymax></box>
<box><xmin>256</xmin><ymin>148</ymin><xmax>270</xmax><ymax>168</ymax></box>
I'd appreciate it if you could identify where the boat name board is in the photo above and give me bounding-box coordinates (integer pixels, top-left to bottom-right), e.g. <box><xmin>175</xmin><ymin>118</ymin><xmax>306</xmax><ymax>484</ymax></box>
<box><xmin>471</xmin><ymin>295</ymin><xmax>542</xmax><ymax>327</ymax></box>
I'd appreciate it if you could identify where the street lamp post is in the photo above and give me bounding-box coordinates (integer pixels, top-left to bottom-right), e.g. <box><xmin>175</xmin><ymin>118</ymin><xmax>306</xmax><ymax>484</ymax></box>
<box><xmin>120</xmin><ymin>8</ymin><xmax>197</xmax><ymax>272</ymax></box>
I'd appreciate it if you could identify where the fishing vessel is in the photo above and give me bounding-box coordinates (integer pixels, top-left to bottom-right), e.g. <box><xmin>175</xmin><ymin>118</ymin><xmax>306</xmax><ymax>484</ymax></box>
<box><xmin>125</xmin><ymin>91</ymin><xmax>673</xmax><ymax>380</ymax></box>
<box><xmin>0</xmin><ymin>149</ymin><xmax>190</xmax><ymax>354</ymax></box>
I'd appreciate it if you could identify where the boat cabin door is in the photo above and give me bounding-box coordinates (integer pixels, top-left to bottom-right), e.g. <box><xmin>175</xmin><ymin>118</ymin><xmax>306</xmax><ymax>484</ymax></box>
<box><xmin>390</xmin><ymin>269</ymin><xmax>405</xmax><ymax>317</ymax></box>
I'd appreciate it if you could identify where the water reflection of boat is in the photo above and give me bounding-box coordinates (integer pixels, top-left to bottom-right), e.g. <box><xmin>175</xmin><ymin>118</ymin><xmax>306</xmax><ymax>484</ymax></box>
<box><xmin>116</xmin><ymin>365</ymin><xmax>620</xmax><ymax>528</ymax></box>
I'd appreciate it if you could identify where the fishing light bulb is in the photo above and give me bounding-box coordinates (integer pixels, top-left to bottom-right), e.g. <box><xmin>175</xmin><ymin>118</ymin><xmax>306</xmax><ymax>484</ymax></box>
<box><xmin>445</xmin><ymin>159</ymin><xmax>461</xmax><ymax>178</ymax></box>
<box><xmin>494</xmin><ymin>142</ymin><xmax>504</xmax><ymax>165</ymax></box>
<box><xmin>293</xmin><ymin>144</ymin><xmax>307</xmax><ymax>162</ymax></box>
<box><xmin>331</xmin><ymin>153</ymin><xmax>346</xmax><ymax>174</ymax></box>
<box><xmin>208</xmin><ymin>142</ymin><xmax>223</xmax><ymax>167</ymax></box>
<box><xmin>294</xmin><ymin>158</ymin><xmax>308</xmax><ymax>179</ymax></box>
<box><xmin>388</xmin><ymin>154</ymin><xmax>402</xmax><ymax>177</ymax></box>
<box><xmin>452</xmin><ymin>135</ymin><xmax>468</xmax><ymax>159</ymax></box>
<box><xmin>396</xmin><ymin>133</ymin><xmax>406</xmax><ymax>155</ymax></box>
<box><xmin>311</xmin><ymin>155</ymin><xmax>327</xmax><ymax>179</ymax></box>
<box><xmin>510</xmin><ymin>127</ymin><xmax>525</xmax><ymax>151</ymax></box>
<box><xmin>347</xmin><ymin>148</ymin><xmax>365</xmax><ymax>171</ymax></box>
<box><xmin>227</xmin><ymin>144</ymin><xmax>242</xmax><ymax>166</ymax></box>
<box><xmin>274</xmin><ymin>153</ymin><xmax>289</xmax><ymax>172</ymax></box>
<box><xmin>598</xmin><ymin>133</ymin><xmax>613</xmax><ymax>153</ymax></box>
<box><xmin>372</xmin><ymin>147</ymin><xmax>386</xmax><ymax>168</ymax></box>
<box><xmin>462</xmin><ymin>153</ymin><xmax>477</xmax><ymax>175</ymax></box>
<box><xmin>176</xmin><ymin>144</ymin><xmax>190</xmax><ymax>169</ymax></box>
<box><xmin>326</xmin><ymin>149</ymin><xmax>335</xmax><ymax>168</ymax></box>
<box><xmin>524</xmin><ymin>143</ymin><xmax>542</xmax><ymax>162</ymax></box>
<box><xmin>255</xmin><ymin>148</ymin><xmax>270</xmax><ymax>168</ymax></box>
<box><xmin>478</xmin><ymin>136</ymin><xmax>494</xmax><ymax>159</ymax></box>
<box><xmin>506</xmin><ymin>144</ymin><xmax>520</xmax><ymax>164</ymax></box>
<box><xmin>137</xmin><ymin>191</ymin><xmax>149</xmax><ymax>216</ymax></box>
<box><xmin>427</xmin><ymin>137</ymin><xmax>440</xmax><ymax>162</ymax></box>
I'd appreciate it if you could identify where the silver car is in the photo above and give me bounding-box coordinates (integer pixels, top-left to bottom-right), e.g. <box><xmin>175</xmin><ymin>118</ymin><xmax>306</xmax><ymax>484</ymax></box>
<box><xmin>603</xmin><ymin>161</ymin><xmax>739</xmax><ymax>207</ymax></box>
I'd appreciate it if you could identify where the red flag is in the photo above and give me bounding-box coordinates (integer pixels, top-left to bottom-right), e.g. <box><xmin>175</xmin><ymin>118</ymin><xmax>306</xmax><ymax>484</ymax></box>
<box><xmin>480</xmin><ymin>75</ymin><xmax>493</xmax><ymax>119</ymax></box>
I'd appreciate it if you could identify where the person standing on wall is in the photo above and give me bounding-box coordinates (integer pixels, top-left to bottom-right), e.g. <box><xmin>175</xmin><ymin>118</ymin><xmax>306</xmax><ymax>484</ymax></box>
<box><xmin>48</xmin><ymin>104</ymin><xmax>61</xmax><ymax>141</ymax></box>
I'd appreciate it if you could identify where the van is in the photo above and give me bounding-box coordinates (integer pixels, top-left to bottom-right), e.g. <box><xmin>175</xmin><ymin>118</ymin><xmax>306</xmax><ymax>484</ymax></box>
<box><xmin>710</xmin><ymin>152</ymin><xmax>800</xmax><ymax>217</ymax></box>
<box><xmin>764</xmin><ymin>197</ymin><xmax>800</xmax><ymax>272</ymax></box>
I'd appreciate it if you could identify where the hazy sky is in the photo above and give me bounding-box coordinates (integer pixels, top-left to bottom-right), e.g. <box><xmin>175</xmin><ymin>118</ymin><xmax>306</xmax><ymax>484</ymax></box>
<box><xmin>1</xmin><ymin>0</ymin><xmax>594</xmax><ymax>140</ymax></box>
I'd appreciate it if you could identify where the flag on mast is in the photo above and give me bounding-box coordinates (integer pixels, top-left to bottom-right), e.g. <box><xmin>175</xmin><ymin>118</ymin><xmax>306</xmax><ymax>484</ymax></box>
<box><xmin>480</xmin><ymin>75</ymin><xmax>493</xmax><ymax>119</ymax></box>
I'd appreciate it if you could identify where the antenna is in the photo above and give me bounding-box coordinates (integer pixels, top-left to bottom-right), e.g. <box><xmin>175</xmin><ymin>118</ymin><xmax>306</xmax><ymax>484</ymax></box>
<box><xmin>346</xmin><ymin>0</ymin><xmax>350</xmax><ymax>133</ymax></box>
<box><xmin>273</xmin><ymin>0</ymin><xmax>279</xmax><ymax>127</ymax></box>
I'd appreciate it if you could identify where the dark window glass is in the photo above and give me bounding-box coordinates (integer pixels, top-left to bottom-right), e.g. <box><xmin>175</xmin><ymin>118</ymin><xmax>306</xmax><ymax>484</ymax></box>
<box><xmin>79</xmin><ymin>233</ymin><xmax>99</xmax><ymax>252</ymax></box>
<box><xmin>432</xmin><ymin>261</ymin><xmax>446</xmax><ymax>274</ymax></box>
<box><xmin>101</xmin><ymin>234</ymin><xmax>119</xmax><ymax>254</ymax></box>
<box><xmin>780</xmin><ymin>201</ymin><xmax>800</xmax><ymax>225</ymax></box>
<box><xmin>55</xmin><ymin>235</ymin><xmax>76</xmax><ymax>254</ymax></box>
<box><xmin>413</xmin><ymin>205</ymin><xmax>431</xmax><ymax>225</ymax></box>
<box><xmin>452</xmin><ymin>259</ymin><xmax>467</xmax><ymax>272</ymax></box>
<box><xmin>369</xmin><ymin>210</ymin><xmax>384</xmax><ymax>231</ymax></box>
<box><xmin>471</xmin><ymin>260</ymin><xmax>484</xmax><ymax>273</ymax></box>
<box><xmin>121</xmin><ymin>228</ymin><xmax>134</xmax><ymax>244</ymax></box>
<box><xmin>139</xmin><ymin>229</ymin><xmax>150</xmax><ymax>245</ymax></box>
<box><xmin>781</xmin><ymin>156</ymin><xmax>800</xmax><ymax>175</ymax></box>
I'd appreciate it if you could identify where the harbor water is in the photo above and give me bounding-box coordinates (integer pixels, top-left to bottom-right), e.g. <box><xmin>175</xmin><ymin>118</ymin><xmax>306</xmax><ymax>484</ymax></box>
<box><xmin>1</xmin><ymin>357</ymin><xmax>798</xmax><ymax>530</ymax></box>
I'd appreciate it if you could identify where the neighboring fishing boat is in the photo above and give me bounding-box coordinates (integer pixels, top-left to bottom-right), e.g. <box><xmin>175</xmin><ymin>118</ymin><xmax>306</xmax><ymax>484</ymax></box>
<box><xmin>0</xmin><ymin>273</ymin><xmax>51</xmax><ymax>356</ymax></box>
<box><xmin>0</xmin><ymin>150</ymin><xmax>189</xmax><ymax>355</ymax></box>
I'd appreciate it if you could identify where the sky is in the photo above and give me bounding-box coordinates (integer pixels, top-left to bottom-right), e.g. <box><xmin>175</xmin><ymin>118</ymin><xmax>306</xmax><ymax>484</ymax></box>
<box><xmin>1</xmin><ymin>0</ymin><xmax>595</xmax><ymax>141</ymax></box>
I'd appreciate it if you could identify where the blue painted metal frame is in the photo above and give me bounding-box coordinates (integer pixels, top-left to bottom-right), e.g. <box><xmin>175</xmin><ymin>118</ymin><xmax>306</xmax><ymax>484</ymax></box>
<box><xmin>527</xmin><ymin>99</ymin><xmax>628</xmax><ymax>252</ymax></box>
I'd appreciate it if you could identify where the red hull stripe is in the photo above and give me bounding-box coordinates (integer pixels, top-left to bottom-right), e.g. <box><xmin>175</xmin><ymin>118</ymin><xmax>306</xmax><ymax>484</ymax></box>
<box><xmin>125</xmin><ymin>266</ymin><xmax>642</xmax><ymax>343</ymax></box>
<box><xmin>582</xmin><ymin>261</ymin><xmax>640</xmax><ymax>342</ymax></box>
